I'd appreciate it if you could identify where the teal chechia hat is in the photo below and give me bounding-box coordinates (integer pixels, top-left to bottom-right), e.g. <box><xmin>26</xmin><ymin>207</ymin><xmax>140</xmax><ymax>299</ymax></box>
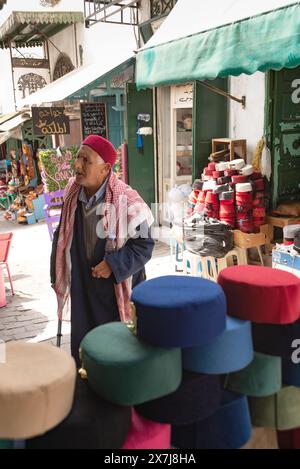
<box><xmin>131</xmin><ymin>276</ymin><xmax>226</xmax><ymax>348</ymax></box>
<box><xmin>0</xmin><ymin>440</ymin><xmax>14</xmax><ymax>449</ymax></box>
<box><xmin>80</xmin><ymin>322</ymin><xmax>182</xmax><ymax>406</ymax></box>
<box><xmin>225</xmin><ymin>352</ymin><xmax>281</xmax><ymax>397</ymax></box>
<box><xmin>182</xmin><ymin>316</ymin><xmax>253</xmax><ymax>374</ymax></box>
<box><xmin>249</xmin><ymin>387</ymin><xmax>300</xmax><ymax>430</ymax></box>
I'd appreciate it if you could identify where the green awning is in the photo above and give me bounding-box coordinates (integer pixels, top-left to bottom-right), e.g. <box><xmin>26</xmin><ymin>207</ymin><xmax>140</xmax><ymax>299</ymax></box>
<box><xmin>0</xmin><ymin>11</ymin><xmax>84</xmax><ymax>48</ymax></box>
<box><xmin>136</xmin><ymin>0</ymin><xmax>300</xmax><ymax>89</ymax></box>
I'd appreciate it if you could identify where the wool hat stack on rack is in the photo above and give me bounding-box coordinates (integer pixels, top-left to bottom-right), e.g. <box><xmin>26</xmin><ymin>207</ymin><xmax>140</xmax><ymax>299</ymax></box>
<box><xmin>218</xmin><ymin>265</ymin><xmax>300</xmax><ymax>448</ymax></box>
<box><xmin>188</xmin><ymin>159</ymin><xmax>266</xmax><ymax>233</ymax></box>
<box><xmin>27</xmin><ymin>275</ymin><xmax>258</xmax><ymax>449</ymax></box>
<box><xmin>130</xmin><ymin>275</ymin><xmax>256</xmax><ymax>449</ymax></box>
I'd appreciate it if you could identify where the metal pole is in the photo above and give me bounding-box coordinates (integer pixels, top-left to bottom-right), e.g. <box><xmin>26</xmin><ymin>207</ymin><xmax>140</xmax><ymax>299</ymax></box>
<box><xmin>56</xmin><ymin>318</ymin><xmax>62</xmax><ymax>347</ymax></box>
<box><xmin>9</xmin><ymin>41</ymin><xmax>18</xmax><ymax>111</ymax></box>
<box><xmin>196</xmin><ymin>80</ymin><xmax>246</xmax><ymax>109</ymax></box>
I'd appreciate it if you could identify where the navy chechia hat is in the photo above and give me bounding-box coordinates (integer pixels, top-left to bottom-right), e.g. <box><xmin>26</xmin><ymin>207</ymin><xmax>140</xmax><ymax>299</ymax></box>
<box><xmin>252</xmin><ymin>318</ymin><xmax>300</xmax><ymax>359</ymax></box>
<box><xmin>131</xmin><ymin>276</ymin><xmax>227</xmax><ymax>348</ymax></box>
<box><xmin>26</xmin><ymin>376</ymin><xmax>131</xmax><ymax>449</ymax></box>
<box><xmin>135</xmin><ymin>371</ymin><xmax>221</xmax><ymax>426</ymax></box>
<box><xmin>171</xmin><ymin>390</ymin><xmax>252</xmax><ymax>449</ymax></box>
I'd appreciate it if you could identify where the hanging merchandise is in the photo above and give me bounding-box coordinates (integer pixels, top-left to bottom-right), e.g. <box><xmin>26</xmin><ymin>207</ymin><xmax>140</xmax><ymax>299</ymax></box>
<box><xmin>22</xmin><ymin>144</ymin><xmax>35</xmax><ymax>182</ymax></box>
<box><xmin>261</xmin><ymin>137</ymin><xmax>272</xmax><ymax>181</ymax></box>
<box><xmin>136</xmin><ymin>113</ymin><xmax>151</xmax><ymax>151</ymax></box>
<box><xmin>252</xmin><ymin>137</ymin><xmax>265</xmax><ymax>172</ymax></box>
<box><xmin>183</xmin><ymin>214</ymin><xmax>234</xmax><ymax>258</ymax></box>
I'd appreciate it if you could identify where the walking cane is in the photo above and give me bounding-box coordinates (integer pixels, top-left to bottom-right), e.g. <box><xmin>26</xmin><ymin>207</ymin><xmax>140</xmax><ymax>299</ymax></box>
<box><xmin>56</xmin><ymin>318</ymin><xmax>62</xmax><ymax>347</ymax></box>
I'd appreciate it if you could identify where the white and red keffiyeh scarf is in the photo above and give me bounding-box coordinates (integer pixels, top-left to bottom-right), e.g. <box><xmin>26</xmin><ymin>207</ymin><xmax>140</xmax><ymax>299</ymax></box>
<box><xmin>53</xmin><ymin>171</ymin><xmax>154</xmax><ymax>322</ymax></box>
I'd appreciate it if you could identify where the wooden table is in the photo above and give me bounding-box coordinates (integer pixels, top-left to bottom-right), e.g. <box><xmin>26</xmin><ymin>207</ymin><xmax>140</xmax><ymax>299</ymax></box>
<box><xmin>267</xmin><ymin>215</ymin><xmax>300</xmax><ymax>247</ymax></box>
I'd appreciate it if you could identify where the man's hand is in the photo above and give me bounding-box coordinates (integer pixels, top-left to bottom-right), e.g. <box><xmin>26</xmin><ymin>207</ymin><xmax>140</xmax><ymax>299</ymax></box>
<box><xmin>91</xmin><ymin>260</ymin><xmax>112</xmax><ymax>279</ymax></box>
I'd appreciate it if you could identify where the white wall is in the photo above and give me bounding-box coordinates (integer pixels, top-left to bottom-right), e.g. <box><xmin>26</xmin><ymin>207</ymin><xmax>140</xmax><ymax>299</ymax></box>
<box><xmin>0</xmin><ymin>0</ymin><xmax>82</xmax><ymax>23</ymax></box>
<box><xmin>0</xmin><ymin>0</ymin><xmax>137</xmax><ymax>114</ymax></box>
<box><xmin>48</xmin><ymin>24</ymin><xmax>78</xmax><ymax>77</ymax></box>
<box><xmin>0</xmin><ymin>48</ymin><xmax>15</xmax><ymax>113</ymax></box>
<box><xmin>229</xmin><ymin>72</ymin><xmax>266</xmax><ymax>163</ymax></box>
<box><xmin>81</xmin><ymin>22</ymin><xmax>137</xmax><ymax>66</ymax></box>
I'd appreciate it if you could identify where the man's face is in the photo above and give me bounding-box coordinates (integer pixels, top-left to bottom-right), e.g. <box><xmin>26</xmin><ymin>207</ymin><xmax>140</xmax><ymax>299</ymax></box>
<box><xmin>75</xmin><ymin>145</ymin><xmax>110</xmax><ymax>188</ymax></box>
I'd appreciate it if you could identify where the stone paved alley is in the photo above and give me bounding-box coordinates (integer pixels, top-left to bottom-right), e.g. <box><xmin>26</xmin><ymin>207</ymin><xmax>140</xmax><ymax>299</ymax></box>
<box><xmin>0</xmin><ymin>213</ymin><xmax>174</xmax><ymax>352</ymax></box>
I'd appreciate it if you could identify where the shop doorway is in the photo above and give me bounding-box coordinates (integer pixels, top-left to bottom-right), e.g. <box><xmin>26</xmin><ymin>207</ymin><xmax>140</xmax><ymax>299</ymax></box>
<box><xmin>267</xmin><ymin>66</ymin><xmax>300</xmax><ymax>208</ymax></box>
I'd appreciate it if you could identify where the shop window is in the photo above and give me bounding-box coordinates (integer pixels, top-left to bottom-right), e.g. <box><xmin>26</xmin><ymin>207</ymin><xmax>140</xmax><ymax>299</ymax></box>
<box><xmin>175</xmin><ymin>108</ymin><xmax>192</xmax><ymax>178</ymax></box>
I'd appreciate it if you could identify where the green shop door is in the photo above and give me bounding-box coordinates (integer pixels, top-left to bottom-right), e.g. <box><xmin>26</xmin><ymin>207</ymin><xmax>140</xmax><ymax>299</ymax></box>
<box><xmin>267</xmin><ymin>67</ymin><xmax>300</xmax><ymax>207</ymax></box>
<box><xmin>126</xmin><ymin>83</ymin><xmax>155</xmax><ymax>207</ymax></box>
<box><xmin>192</xmin><ymin>79</ymin><xmax>229</xmax><ymax>180</ymax></box>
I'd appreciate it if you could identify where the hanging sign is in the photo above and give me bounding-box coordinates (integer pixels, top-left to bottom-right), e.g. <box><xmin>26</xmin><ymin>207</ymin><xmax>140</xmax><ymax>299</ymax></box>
<box><xmin>80</xmin><ymin>102</ymin><xmax>108</xmax><ymax>140</ymax></box>
<box><xmin>32</xmin><ymin>106</ymin><xmax>70</xmax><ymax>136</ymax></box>
<box><xmin>173</xmin><ymin>84</ymin><xmax>193</xmax><ymax>107</ymax></box>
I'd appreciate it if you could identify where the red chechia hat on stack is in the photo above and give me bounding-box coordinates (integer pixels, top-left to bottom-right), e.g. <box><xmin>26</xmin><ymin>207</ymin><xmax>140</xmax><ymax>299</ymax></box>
<box><xmin>218</xmin><ymin>265</ymin><xmax>300</xmax><ymax>324</ymax></box>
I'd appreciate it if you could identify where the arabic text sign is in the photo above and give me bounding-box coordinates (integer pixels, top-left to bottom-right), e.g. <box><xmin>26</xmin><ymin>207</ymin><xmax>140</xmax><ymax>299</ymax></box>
<box><xmin>173</xmin><ymin>84</ymin><xmax>193</xmax><ymax>107</ymax></box>
<box><xmin>32</xmin><ymin>106</ymin><xmax>70</xmax><ymax>136</ymax></box>
<box><xmin>80</xmin><ymin>102</ymin><xmax>107</xmax><ymax>140</ymax></box>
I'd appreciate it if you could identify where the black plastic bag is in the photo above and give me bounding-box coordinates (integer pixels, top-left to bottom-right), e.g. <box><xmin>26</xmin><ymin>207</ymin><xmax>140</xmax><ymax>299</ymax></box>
<box><xmin>183</xmin><ymin>214</ymin><xmax>233</xmax><ymax>258</ymax></box>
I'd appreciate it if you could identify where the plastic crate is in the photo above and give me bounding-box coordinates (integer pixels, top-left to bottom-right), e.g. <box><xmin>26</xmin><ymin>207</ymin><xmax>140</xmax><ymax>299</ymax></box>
<box><xmin>32</xmin><ymin>194</ymin><xmax>46</xmax><ymax>221</ymax></box>
<box><xmin>24</xmin><ymin>212</ymin><xmax>36</xmax><ymax>225</ymax></box>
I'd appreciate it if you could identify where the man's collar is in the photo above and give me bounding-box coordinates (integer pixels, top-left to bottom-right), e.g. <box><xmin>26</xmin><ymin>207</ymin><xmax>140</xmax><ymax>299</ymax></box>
<box><xmin>79</xmin><ymin>177</ymin><xmax>108</xmax><ymax>209</ymax></box>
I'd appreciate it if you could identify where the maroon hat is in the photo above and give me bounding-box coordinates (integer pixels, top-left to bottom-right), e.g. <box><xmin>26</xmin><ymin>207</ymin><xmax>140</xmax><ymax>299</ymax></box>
<box><xmin>82</xmin><ymin>134</ymin><xmax>117</xmax><ymax>166</ymax></box>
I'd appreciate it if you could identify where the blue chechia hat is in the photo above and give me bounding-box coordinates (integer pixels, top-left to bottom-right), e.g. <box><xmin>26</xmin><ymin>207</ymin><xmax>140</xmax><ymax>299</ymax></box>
<box><xmin>182</xmin><ymin>316</ymin><xmax>253</xmax><ymax>374</ymax></box>
<box><xmin>131</xmin><ymin>275</ymin><xmax>227</xmax><ymax>348</ymax></box>
<box><xmin>172</xmin><ymin>390</ymin><xmax>252</xmax><ymax>449</ymax></box>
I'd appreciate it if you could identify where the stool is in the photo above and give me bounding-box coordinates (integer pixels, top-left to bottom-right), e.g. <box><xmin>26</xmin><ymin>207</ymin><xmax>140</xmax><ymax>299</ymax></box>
<box><xmin>267</xmin><ymin>216</ymin><xmax>300</xmax><ymax>246</ymax></box>
<box><xmin>216</xmin><ymin>248</ymin><xmax>247</xmax><ymax>272</ymax></box>
<box><xmin>170</xmin><ymin>225</ymin><xmax>185</xmax><ymax>272</ymax></box>
<box><xmin>0</xmin><ymin>266</ymin><xmax>6</xmax><ymax>308</ymax></box>
<box><xmin>200</xmin><ymin>248</ymin><xmax>245</xmax><ymax>282</ymax></box>
<box><xmin>233</xmin><ymin>229</ymin><xmax>266</xmax><ymax>265</ymax></box>
<box><xmin>182</xmin><ymin>250</ymin><xmax>202</xmax><ymax>276</ymax></box>
<box><xmin>211</xmin><ymin>138</ymin><xmax>247</xmax><ymax>161</ymax></box>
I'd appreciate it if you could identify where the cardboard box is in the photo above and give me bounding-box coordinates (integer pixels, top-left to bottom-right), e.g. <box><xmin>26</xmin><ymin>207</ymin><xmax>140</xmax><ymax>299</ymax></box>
<box><xmin>272</xmin><ymin>249</ymin><xmax>300</xmax><ymax>278</ymax></box>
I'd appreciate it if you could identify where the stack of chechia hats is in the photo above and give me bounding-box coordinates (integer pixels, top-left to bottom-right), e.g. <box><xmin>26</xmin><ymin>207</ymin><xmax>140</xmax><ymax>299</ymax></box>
<box><xmin>218</xmin><ymin>265</ymin><xmax>300</xmax><ymax>448</ymax></box>
<box><xmin>130</xmin><ymin>276</ymin><xmax>254</xmax><ymax>449</ymax></box>
<box><xmin>6</xmin><ymin>267</ymin><xmax>300</xmax><ymax>449</ymax></box>
<box><xmin>189</xmin><ymin>159</ymin><xmax>265</xmax><ymax>233</ymax></box>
